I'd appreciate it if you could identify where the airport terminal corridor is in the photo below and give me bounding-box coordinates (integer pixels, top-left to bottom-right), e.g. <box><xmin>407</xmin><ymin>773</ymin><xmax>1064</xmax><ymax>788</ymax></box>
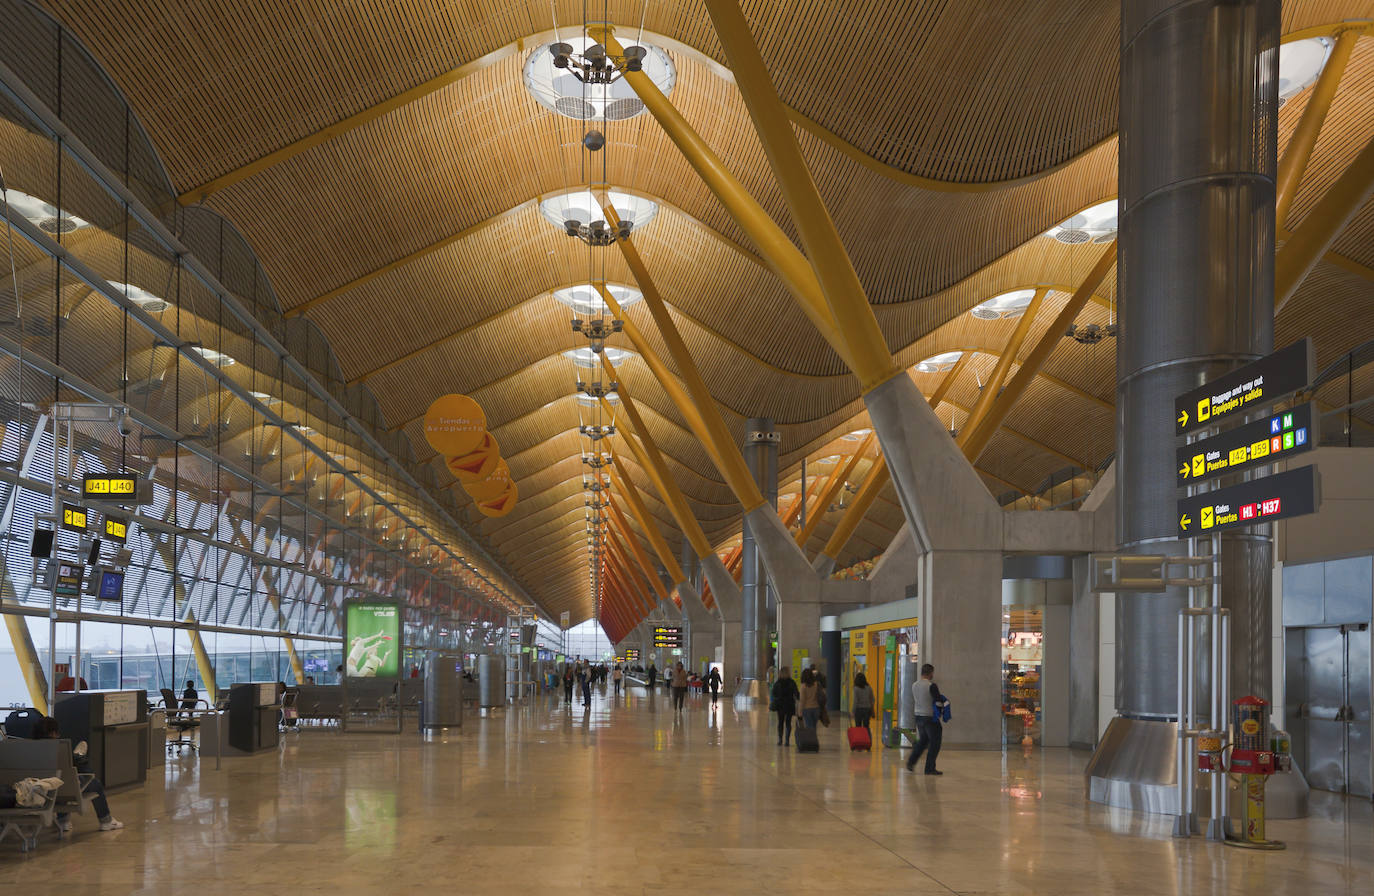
<box><xmin>3</xmin><ymin>685</ymin><xmax>1370</xmax><ymax>895</ymax></box>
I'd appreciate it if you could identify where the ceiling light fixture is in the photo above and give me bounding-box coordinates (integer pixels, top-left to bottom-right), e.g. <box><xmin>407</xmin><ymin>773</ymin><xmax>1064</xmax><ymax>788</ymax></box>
<box><xmin>523</xmin><ymin>35</ymin><xmax>676</xmax><ymax>122</ymax></box>
<box><xmin>540</xmin><ymin>189</ymin><xmax>658</xmax><ymax>246</ymax></box>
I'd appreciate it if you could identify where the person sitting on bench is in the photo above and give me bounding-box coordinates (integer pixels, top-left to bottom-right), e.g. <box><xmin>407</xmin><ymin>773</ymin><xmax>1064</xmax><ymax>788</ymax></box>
<box><xmin>32</xmin><ymin>717</ymin><xmax>122</xmax><ymax>832</ymax></box>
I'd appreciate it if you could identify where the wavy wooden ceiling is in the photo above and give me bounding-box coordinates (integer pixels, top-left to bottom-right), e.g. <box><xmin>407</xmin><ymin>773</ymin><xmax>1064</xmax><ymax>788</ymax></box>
<box><xmin>34</xmin><ymin>0</ymin><xmax>1374</xmax><ymax>624</ymax></box>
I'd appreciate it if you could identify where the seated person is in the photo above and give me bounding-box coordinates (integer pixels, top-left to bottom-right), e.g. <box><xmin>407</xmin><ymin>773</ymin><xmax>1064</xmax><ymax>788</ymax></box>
<box><xmin>180</xmin><ymin>680</ymin><xmax>198</xmax><ymax>716</ymax></box>
<box><xmin>32</xmin><ymin>716</ymin><xmax>123</xmax><ymax>832</ymax></box>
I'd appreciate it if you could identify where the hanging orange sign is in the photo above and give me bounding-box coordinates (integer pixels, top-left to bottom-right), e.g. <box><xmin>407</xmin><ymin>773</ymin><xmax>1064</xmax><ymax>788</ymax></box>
<box><xmin>464</xmin><ymin>461</ymin><xmax>513</xmax><ymax>502</ymax></box>
<box><xmin>476</xmin><ymin>483</ymin><xmax>518</xmax><ymax>518</ymax></box>
<box><xmin>446</xmin><ymin>433</ymin><xmax>501</xmax><ymax>482</ymax></box>
<box><xmin>423</xmin><ymin>394</ymin><xmax>486</xmax><ymax>456</ymax></box>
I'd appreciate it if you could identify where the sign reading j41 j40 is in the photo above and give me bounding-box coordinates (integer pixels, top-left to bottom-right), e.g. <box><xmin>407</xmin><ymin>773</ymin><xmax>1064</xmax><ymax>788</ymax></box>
<box><xmin>1174</xmin><ymin>339</ymin><xmax>1312</xmax><ymax>435</ymax></box>
<box><xmin>1176</xmin><ymin>403</ymin><xmax>1316</xmax><ymax>486</ymax></box>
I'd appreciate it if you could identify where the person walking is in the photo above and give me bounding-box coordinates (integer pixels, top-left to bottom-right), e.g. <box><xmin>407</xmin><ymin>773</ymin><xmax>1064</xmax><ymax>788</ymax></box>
<box><xmin>769</xmin><ymin>667</ymin><xmax>800</xmax><ymax>745</ymax></box>
<box><xmin>562</xmin><ymin>664</ymin><xmax>575</xmax><ymax>704</ymax></box>
<box><xmin>646</xmin><ymin>662</ymin><xmax>658</xmax><ymax>690</ymax></box>
<box><xmin>851</xmin><ymin>671</ymin><xmax>875</xmax><ymax>730</ymax></box>
<box><xmin>798</xmin><ymin>668</ymin><xmax>821</xmax><ymax>730</ymax></box>
<box><xmin>578</xmin><ymin>662</ymin><xmax>592</xmax><ymax>707</ymax></box>
<box><xmin>906</xmin><ymin>663</ymin><xmax>947</xmax><ymax>775</ymax></box>
<box><xmin>670</xmin><ymin>662</ymin><xmax>689</xmax><ymax>712</ymax></box>
<box><xmin>612</xmin><ymin>664</ymin><xmax>624</xmax><ymax>696</ymax></box>
<box><xmin>706</xmin><ymin>666</ymin><xmax>722</xmax><ymax>704</ymax></box>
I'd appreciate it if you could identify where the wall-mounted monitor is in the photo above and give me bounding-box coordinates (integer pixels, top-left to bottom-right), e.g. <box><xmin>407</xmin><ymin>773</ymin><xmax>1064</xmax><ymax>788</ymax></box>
<box><xmin>30</xmin><ymin>528</ymin><xmax>54</xmax><ymax>558</ymax></box>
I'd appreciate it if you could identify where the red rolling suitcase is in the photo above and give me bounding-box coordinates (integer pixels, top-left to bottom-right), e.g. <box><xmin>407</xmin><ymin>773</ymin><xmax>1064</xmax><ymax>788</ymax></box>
<box><xmin>847</xmin><ymin>726</ymin><xmax>872</xmax><ymax>752</ymax></box>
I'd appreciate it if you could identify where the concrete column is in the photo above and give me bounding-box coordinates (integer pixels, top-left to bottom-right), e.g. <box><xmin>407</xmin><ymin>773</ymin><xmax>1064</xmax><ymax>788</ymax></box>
<box><xmin>918</xmin><ymin>550</ymin><xmax>1003</xmax><ymax>748</ymax></box>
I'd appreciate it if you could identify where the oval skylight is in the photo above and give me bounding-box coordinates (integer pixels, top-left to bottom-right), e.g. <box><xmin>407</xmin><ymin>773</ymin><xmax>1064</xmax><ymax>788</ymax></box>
<box><xmin>1279</xmin><ymin>37</ymin><xmax>1332</xmax><ymax>103</ymax></box>
<box><xmin>843</xmin><ymin>428</ymin><xmax>872</xmax><ymax>441</ymax></box>
<box><xmin>108</xmin><ymin>282</ymin><xmax>170</xmax><ymax>313</ymax></box>
<box><xmin>915</xmin><ymin>350</ymin><xmax>963</xmax><ymax>373</ymax></box>
<box><xmin>1044</xmin><ymin>199</ymin><xmax>1117</xmax><ymax>245</ymax></box>
<box><xmin>971</xmin><ymin>288</ymin><xmax>1037</xmax><ymax>320</ymax></box>
<box><xmin>539</xmin><ymin>189</ymin><xmax>658</xmax><ymax>235</ymax></box>
<box><xmin>2</xmin><ymin>188</ymin><xmax>90</xmax><ymax>235</ymax></box>
<box><xmin>576</xmin><ymin>390</ymin><xmax>620</xmax><ymax>406</ymax></box>
<box><xmin>553</xmin><ymin>283</ymin><xmax>643</xmax><ymax>317</ymax></box>
<box><xmin>523</xmin><ymin>36</ymin><xmax>676</xmax><ymax>121</ymax></box>
<box><xmin>563</xmin><ymin>346</ymin><xmax>636</xmax><ymax>369</ymax></box>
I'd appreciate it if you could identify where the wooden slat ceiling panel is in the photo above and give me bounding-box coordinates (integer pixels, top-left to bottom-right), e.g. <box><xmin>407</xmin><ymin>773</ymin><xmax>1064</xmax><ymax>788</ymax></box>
<box><xmin>28</xmin><ymin>1</ymin><xmax>1374</xmax><ymax>624</ymax></box>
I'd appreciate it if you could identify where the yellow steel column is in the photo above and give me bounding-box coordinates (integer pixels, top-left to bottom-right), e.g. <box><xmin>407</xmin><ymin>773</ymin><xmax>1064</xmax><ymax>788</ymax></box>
<box><xmin>956</xmin><ymin>288</ymin><xmax>1048</xmax><ymax>451</ymax></box>
<box><xmin>697</xmin><ymin>0</ymin><xmax>903</xmax><ymax>393</ymax></box>
<box><xmin>586</xmin><ymin>26</ymin><xmax>855</xmax><ymax>371</ymax></box>
<box><xmin>796</xmin><ymin>434</ymin><xmax>873</xmax><ymax>546</ymax></box>
<box><xmin>960</xmin><ymin>243</ymin><xmax>1117</xmax><ymax>462</ymax></box>
<box><xmin>1275</xmin><ymin>135</ymin><xmax>1374</xmax><ymax>313</ymax></box>
<box><xmin>1276</xmin><ymin>29</ymin><xmax>1360</xmax><ymax>228</ymax></box>
<box><xmin>599</xmin><ymin>380</ymin><xmax>718</xmax><ymax>562</ymax></box>
<box><xmin>819</xmin><ymin>457</ymin><xmax>890</xmax><ymax>562</ymax></box>
<box><xmin>608</xmin><ymin>503</ymin><xmax>671</xmax><ymax>604</ymax></box>
<box><xmin>596</xmin><ymin>281</ymin><xmax>766</xmax><ymax>512</ymax></box>
<box><xmin>3</xmin><ymin>614</ymin><xmax>49</xmax><ymax>713</ymax></box>
<box><xmin>608</xmin><ymin>459</ymin><xmax>687</xmax><ymax>586</ymax></box>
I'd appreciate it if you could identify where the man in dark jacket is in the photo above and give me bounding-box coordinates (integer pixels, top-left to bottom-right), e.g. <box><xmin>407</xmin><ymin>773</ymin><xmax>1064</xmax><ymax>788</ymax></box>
<box><xmin>770</xmin><ymin>667</ymin><xmax>801</xmax><ymax>746</ymax></box>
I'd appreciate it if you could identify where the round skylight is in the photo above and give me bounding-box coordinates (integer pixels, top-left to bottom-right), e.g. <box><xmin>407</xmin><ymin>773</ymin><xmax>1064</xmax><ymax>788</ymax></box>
<box><xmin>563</xmin><ymin>346</ymin><xmax>635</xmax><ymax>369</ymax></box>
<box><xmin>523</xmin><ymin>36</ymin><xmax>676</xmax><ymax>121</ymax></box>
<box><xmin>915</xmin><ymin>351</ymin><xmax>963</xmax><ymax>373</ymax></box>
<box><xmin>539</xmin><ymin>189</ymin><xmax>658</xmax><ymax>236</ymax></box>
<box><xmin>971</xmin><ymin>288</ymin><xmax>1037</xmax><ymax>320</ymax></box>
<box><xmin>3</xmin><ymin>188</ymin><xmax>90</xmax><ymax>234</ymax></box>
<box><xmin>1044</xmin><ymin>199</ymin><xmax>1117</xmax><ymax>245</ymax></box>
<box><xmin>553</xmin><ymin>283</ymin><xmax>643</xmax><ymax>317</ymax></box>
<box><xmin>109</xmin><ymin>282</ymin><xmax>170</xmax><ymax>313</ymax></box>
<box><xmin>1279</xmin><ymin>37</ymin><xmax>1332</xmax><ymax>103</ymax></box>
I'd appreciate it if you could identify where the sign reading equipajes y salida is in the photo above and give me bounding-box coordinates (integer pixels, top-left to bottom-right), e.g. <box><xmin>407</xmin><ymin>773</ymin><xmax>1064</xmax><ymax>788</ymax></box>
<box><xmin>1174</xmin><ymin>339</ymin><xmax>1312</xmax><ymax>435</ymax></box>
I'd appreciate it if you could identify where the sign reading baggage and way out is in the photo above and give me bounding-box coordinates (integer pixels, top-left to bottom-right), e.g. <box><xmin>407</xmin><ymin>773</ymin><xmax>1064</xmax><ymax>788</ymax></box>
<box><xmin>1176</xmin><ymin>403</ymin><xmax>1317</xmax><ymax>487</ymax></box>
<box><xmin>1175</xmin><ymin>338</ymin><xmax>1313</xmax><ymax>435</ymax></box>
<box><xmin>1177</xmin><ymin>465</ymin><xmax>1320</xmax><ymax>536</ymax></box>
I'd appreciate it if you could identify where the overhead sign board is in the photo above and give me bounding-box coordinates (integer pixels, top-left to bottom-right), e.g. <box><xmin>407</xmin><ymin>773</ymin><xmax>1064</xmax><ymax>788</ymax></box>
<box><xmin>103</xmin><ymin>513</ymin><xmax>129</xmax><ymax>543</ymax></box>
<box><xmin>60</xmin><ymin>502</ymin><xmax>88</xmax><ymax>532</ymax></box>
<box><xmin>82</xmin><ymin>474</ymin><xmax>138</xmax><ymax>500</ymax></box>
<box><xmin>54</xmin><ymin>561</ymin><xmax>84</xmax><ymax>597</ymax></box>
<box><xmin>1177</xmin><ymin>465</ymin><xmax>1319</xmax><ymax>537</ymax></box>
<box><xmin>625</xmin><ymin>647</ymin><xmax>640</xmax><ymax>661</ymax></box>
<box><xmin>1174</xmin><ymin>338</ymin><xmax>1313</xmax><ymax>435</ymax></box>
<box><xmin>652</xmin><ymin>624</ymin><xmax>683</xmax><ymax>647</ymax></box>
<box><xmin>1176</xmin><ymin>403</ymin><xmax>1317</xmax><ymax>487</ymax></box>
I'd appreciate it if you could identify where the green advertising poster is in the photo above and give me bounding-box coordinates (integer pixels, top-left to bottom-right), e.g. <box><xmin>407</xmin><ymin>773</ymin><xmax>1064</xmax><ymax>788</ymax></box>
<box><xmin>345</xmin><ymin>602</ymin><xmax>401</xmax><ymax>678</ymax></box>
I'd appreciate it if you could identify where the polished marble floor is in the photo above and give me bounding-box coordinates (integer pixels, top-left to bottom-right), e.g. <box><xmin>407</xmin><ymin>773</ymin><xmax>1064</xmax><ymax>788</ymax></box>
<box><xmin>3</xmin><ymin>683</ymin><xmax>1371</xmax><ymax>894</ymax></box>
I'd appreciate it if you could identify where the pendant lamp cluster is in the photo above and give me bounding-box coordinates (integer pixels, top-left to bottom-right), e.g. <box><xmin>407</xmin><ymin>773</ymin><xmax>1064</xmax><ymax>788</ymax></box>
<box><xmin>527</xmin><ymin>4</ymin><xmax>668</xmax><ymax>633</ymax></box>
<box><xmin>423</xmin><ymin>393</ymin><xmax>518</xmax><ymax>518</ymax></box>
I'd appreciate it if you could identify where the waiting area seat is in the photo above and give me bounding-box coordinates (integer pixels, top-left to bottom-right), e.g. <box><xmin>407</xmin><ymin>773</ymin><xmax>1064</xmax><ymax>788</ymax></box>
<box><xmin>0</xmin><ymin>738</ymin><xmax>94</xmax><ymax>853</ymax></box>
<box><xmin>159</xmin><ymin>689</ymin><xmax>200</xmax><ymax>754</ymax></box>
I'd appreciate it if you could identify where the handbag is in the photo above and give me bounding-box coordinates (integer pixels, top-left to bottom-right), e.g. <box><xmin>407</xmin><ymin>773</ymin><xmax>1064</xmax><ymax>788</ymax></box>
<box><xmin>819</xmin><ymin>705</ymin><xmax>830</xmax><ymax>727</ymax></box>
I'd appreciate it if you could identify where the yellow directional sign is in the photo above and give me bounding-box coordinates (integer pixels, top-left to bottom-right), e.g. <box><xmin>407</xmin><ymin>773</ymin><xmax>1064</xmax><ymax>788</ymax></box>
<box><xmin>1180</xmin><ymin>514</ymin><xmax>1192</xmax><ymax>532</ymax></box>
<box><xmin>1178</xmin><ymin>409</ymin><xmax>1189</xmax><ymax>428</ymax></box>
<box><xmin>1200</xmin><ymin>507</ymin><xmax>1215</xmax><ymax>529</ymax></box>
<box><xmin>1175</xmin><ymin>404</ymin><xmax>1315</xmax><ymax>488</ymax></box>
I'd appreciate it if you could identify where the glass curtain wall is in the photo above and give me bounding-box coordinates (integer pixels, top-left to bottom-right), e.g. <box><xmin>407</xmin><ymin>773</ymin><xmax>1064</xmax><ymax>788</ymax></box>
<box><xmin>0</xmin><ymin>0</ymin><xmax>537</xmax><ymax>708</ymax></box>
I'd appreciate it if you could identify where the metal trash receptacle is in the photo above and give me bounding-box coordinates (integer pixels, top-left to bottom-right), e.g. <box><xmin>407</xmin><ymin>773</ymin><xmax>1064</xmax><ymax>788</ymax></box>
<box><xmin>477</xmin><ymin>654</ymin><xmax>505</xmax><ymax>711</ymax></box>
<box><xmin>423</xmin><ymin>651</ymin><xmax>463</xmax><ymax>731</ymax></box>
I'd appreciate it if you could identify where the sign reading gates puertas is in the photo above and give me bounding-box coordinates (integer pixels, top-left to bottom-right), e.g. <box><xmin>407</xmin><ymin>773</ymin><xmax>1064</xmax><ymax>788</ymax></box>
<box><xmin>344</xmin><ymin>602</ymin><xmax>401</xmax><ymax>678</ymax></box>
<box><xmin>423</xmin><ymin>394</ymin><xmax>487</xmax><ymax>457</ymax></box>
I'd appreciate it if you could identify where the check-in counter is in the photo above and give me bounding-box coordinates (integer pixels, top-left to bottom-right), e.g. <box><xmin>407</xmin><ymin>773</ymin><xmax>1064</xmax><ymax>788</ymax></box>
<box><xmin>228</xmin><ymin>683</ymin><xmax>280</xmax><ymax>753</ymax></box>
<box><xmin>53</xmin><ymin>690</ymin><xmax>148</xmax><ymax>789</ymax></box>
